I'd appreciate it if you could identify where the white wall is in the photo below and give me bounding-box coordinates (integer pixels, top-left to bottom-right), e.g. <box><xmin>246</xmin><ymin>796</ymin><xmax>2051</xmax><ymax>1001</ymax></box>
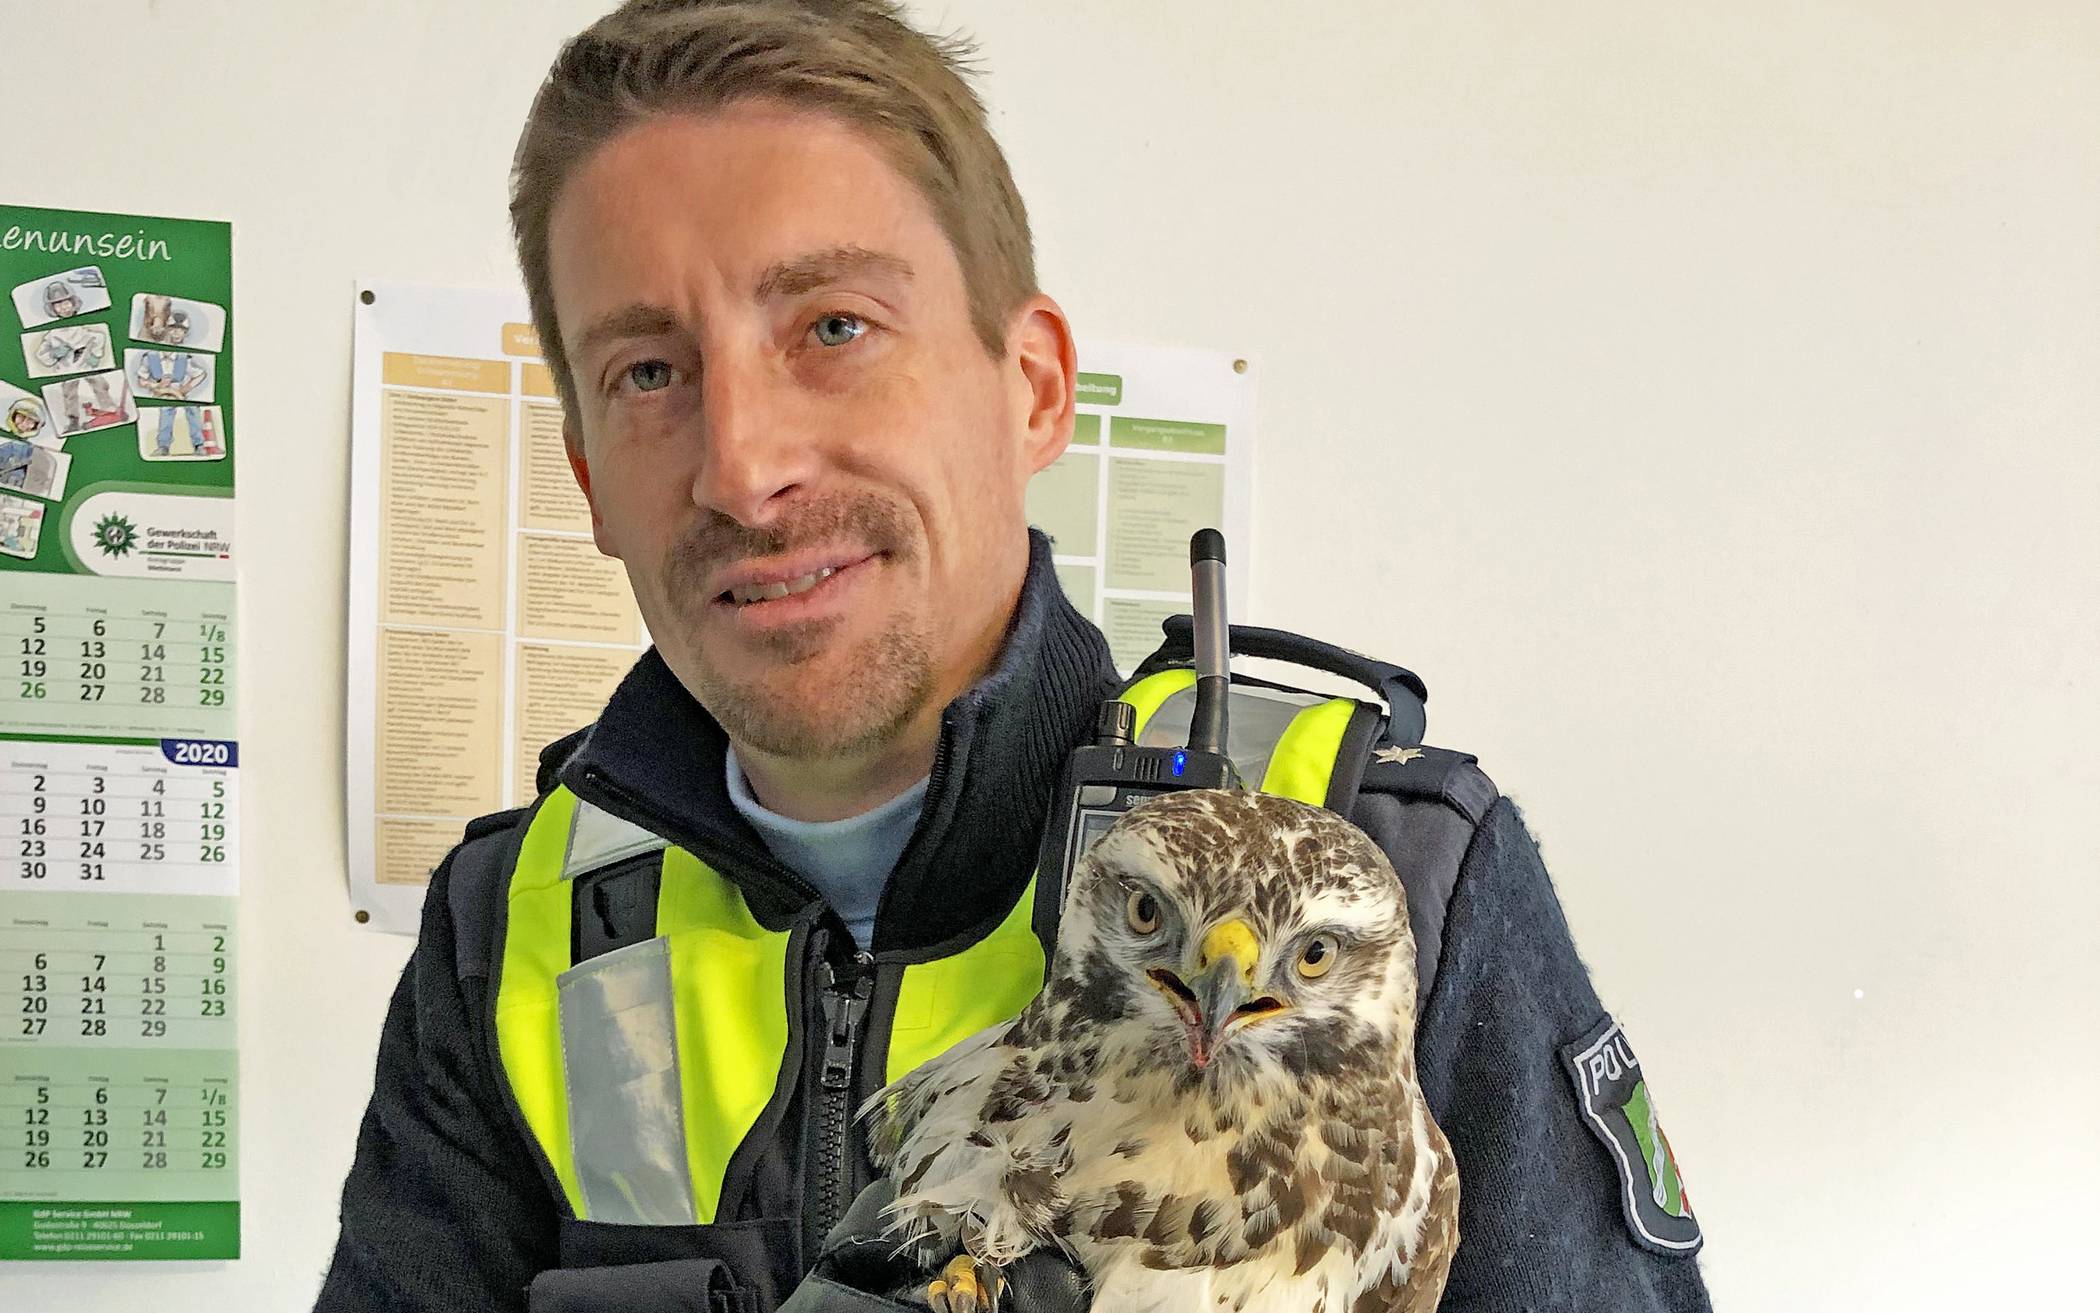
<box><xmin>2</xmin><ymin>1</ymin><xmax>2092</xmax><ymax>1308</ymax></box>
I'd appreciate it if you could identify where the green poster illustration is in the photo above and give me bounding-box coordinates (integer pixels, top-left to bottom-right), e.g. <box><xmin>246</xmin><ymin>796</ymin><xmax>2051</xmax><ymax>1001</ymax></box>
<box><xmin>1</xmin><ymin>204</ymin><xmax>240</xmax><ymax>1262</ymax></box>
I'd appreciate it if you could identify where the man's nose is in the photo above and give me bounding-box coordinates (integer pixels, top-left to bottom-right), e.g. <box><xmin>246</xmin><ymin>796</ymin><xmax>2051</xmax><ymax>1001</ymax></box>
<box><xmin>689</xmin><ymin>353</ymin><xmax>819</xmax><ymax>526</ymax></box>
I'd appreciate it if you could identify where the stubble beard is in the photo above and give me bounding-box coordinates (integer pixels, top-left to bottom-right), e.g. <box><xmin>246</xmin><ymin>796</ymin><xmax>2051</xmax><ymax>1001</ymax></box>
<box><xmin>685</xmin><ymin>610</ymin><xmax>934</xmax><ymax>760</ymax></box>
<box><xmin>653</xmin><ymin>495</ymin><xmax>937</xmax><ymax>760</ymax></box>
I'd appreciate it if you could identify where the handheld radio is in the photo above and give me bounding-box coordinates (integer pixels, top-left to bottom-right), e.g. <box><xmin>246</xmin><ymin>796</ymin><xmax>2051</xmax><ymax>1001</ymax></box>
<box><xmin>1036</xmin><ymin>528</ymin><xmax>1240</xmax><ymax>903</ymax></box>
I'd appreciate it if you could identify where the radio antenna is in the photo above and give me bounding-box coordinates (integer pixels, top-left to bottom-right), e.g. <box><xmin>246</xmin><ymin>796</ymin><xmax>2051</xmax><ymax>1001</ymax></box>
<box><xmin>1187</xmin><ymin>528</ymin><xmax>1230</xmax><ymax>759</ymax></box>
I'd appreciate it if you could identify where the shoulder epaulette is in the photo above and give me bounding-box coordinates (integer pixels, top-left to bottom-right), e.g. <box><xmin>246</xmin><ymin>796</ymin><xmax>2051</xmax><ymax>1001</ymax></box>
<box><xmin>1357</xmin><ymin>741</ymin><xmax>1499</xmax><ymax>826</ymax></box>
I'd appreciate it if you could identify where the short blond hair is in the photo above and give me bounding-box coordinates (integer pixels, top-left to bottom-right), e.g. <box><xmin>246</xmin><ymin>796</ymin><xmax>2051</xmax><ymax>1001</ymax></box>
<box><xmin>511</xmin><ymin>0</ymin><xmax>1038</xmax><ymax>414</ymax></box>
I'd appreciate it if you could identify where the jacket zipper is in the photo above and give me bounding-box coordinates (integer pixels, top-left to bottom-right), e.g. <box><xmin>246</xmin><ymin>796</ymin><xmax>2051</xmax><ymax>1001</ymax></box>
<box><xmin>811</xmin><ymin>928</ymin><xmax>874</xmax><ymax>1256</ymax></box>
<box><xmin>576</xmin><ymin>764</ymin><xmax>894</xmax><ymax>1257</ymax></box>
<box><xmin>581</xmin><ymin>763</ymin><xmax>872</xmax><ymax>1257</ymax></box>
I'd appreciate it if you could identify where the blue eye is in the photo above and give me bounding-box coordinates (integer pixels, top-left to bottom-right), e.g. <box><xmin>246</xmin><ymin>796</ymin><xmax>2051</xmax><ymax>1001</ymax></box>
<box><xmin>809</xmin><ymin>313</ymin><xmax>866</xmax><ymax>348</ymax></box>
<box><xmin>625</xmin><ymin>360</ymin><xmax>675</xmax><ymax>392</ymax></box>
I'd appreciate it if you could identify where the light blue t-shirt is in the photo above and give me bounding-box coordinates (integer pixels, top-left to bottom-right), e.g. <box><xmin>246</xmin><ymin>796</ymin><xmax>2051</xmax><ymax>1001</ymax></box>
<box><xmin>724</xmin><ymin>747</ymin><xmax>928</xmax><ymax>951</ymax></box>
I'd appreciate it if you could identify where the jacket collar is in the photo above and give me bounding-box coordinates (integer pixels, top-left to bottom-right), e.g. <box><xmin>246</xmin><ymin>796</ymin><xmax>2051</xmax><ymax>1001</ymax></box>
<box><xmin>554</xmin><ymin>528</ymin><xmax>1121</xmax><ymax>953</ymax></box>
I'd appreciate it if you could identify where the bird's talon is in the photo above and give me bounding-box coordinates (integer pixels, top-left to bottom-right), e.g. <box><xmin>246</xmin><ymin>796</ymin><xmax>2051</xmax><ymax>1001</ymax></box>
<box><xmin>927</xmin><ymin>1254</ymin><xmax>1002</xmax><ymax>1313</ymax></box>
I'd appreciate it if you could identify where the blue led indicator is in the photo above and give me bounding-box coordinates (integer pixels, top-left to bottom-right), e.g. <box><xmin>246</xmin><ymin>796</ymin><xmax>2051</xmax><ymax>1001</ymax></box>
<box><xmin>1171</xmin><ymin>750</ymin><xmax>1187</xmax><ymax>776</ymax></box>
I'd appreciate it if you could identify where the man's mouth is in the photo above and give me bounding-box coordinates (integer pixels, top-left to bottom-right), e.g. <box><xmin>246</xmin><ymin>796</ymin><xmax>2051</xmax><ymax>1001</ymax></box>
<box><xmin>724</xmin><ymin>566</ymin><xmax>838</xmax><ymax>606</ymax></box>
<box><xmin>708</xmin><ymin>550</ymin><xmax>880</xmax><ymax>613</ymax></box>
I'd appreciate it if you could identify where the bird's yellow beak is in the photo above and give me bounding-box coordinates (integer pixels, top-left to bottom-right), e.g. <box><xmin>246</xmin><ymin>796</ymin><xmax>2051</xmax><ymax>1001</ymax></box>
<box><xmin>1146</xmin><ymin>919</ymin><xmax>1289</xmax><ymax>1070</ymax></box>
<box><xmin>1198</xmin><ymin>919</ymin><xmax>1261</xmax><ymax>989</ymax></box>
<box><xmin>1168</xmin><ymin>918</ymin><xmax>1288</xmax><ymax>1069</ymax></box>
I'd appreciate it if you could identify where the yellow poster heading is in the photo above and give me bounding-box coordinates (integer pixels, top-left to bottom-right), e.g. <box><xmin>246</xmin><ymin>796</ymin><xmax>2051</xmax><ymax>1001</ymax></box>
<box><xmin>382</xmin><ymin>352</ymin><xmax>510</xmax><ymax>395</ymax></box>
<box><xmin>502</xmin><ymin>322</ymin><xmax>543</xmax><ymax>358</ymax></box>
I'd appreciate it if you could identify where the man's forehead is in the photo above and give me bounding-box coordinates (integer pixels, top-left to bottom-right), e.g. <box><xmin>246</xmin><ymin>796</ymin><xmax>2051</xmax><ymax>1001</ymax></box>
<box><xmin>547</xmin><ymin>107</ymin><xmax>956</xmax><ymax>328</ymax></box>
<box><xmin>558</xmin><ymin>106</ymin><xmax>937</xmax><ymax>255</ymax></box>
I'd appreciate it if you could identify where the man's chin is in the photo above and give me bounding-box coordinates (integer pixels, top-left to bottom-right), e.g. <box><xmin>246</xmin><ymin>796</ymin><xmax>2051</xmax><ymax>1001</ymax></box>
<box><xmin>680</xmin><ymin>635</ymin><xmax>933</xmax><ymax>762</ymax></box>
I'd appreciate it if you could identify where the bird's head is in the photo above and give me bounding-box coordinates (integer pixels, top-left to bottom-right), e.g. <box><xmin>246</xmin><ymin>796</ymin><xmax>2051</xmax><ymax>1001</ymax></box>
<box><xmin>1050</xmin><ymin>789</ymin><xmax>1418</xmax><ymax>1098</ymax></box>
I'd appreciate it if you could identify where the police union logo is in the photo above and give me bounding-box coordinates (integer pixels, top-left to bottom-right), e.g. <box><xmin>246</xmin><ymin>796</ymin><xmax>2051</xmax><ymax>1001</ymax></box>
<box><xmin>1560</xmin><ymin>1015</ymin><xmax>1702</xmax><ymax>1255</ymax></box>
<box><xmin>92</xmin><ymin>511</ymin><xmax>138</xmax><ymax>557</ymax></box>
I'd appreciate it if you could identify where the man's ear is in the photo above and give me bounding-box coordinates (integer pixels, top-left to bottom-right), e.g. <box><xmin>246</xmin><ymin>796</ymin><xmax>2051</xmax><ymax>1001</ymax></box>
<box><xmin>1010</xmin><ymin>293</ymin><xmax>1077</xmax><ymax>475</ymax></box>
<box><xmin>563</xmin><ymin>416</ymin><xmax>620</xmax><ymax>559</ymax></box>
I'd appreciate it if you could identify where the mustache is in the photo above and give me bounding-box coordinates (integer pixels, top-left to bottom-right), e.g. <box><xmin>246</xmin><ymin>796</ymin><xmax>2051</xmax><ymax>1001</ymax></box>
<box><xmin>661</xmin><ymin>494</ymin><xmax>913</xmax><ymax>600</ymax></box>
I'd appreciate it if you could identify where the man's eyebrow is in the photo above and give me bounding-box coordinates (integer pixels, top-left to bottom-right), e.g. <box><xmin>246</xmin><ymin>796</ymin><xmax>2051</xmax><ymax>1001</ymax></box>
<box><xmin>754</xmin><ymin>246</ymin><xmax>914</xmax><ymax>301</ymax></box>
<box><xmin>570</xmin><ymin>303</ymin><xmax>683</xmax><ymax>363</ymax></box>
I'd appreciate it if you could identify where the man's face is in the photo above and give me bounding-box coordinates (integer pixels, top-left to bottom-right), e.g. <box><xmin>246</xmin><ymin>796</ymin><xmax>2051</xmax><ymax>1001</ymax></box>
<box><xmin>50</xmin><ymin>295</ymin><xmax>77</xmax><ymax>320</ymax></box>
<box><xmin>547</xmin><ymin>102</ymin><xmax>1071</xmax><ymax>762</ymax></box>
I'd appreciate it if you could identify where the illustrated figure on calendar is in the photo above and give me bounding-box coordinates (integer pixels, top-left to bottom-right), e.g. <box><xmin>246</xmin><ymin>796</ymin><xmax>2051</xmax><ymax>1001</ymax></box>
<box><xmin>31</xmin><ymin>324</ymin><xmax>112</xmax><ymax>374</ymax></box>
<box><xmin>53</xmin><ymin>371</ymin><xmax>128</xmax><ymax>435</ymax></box>
<box><xmin>0</xmin><ymin>436</ymin><xmax>32</xmax><ymax>489</ymax></box>
<box><xmin>138</xmin><ymin>404</ymin><xmax>225</xmax><ymax>461</ymax></box>
<box><xmin>6</xmin><ymin>397</ymin><xmax>47</xmax><ymax>441</ymax></box>
<box><xmin>138</xmin><ymin>294</ymin><xmax>196</xmax><ymax>346</ymax></box>
<box><xmin>134</xmin><ymin>351</ymin><xmax>211</xmax><ymax>402</ymax></box>
<box><xmin>159</xmin><ymin>405</ymin><xmax>204</xmax><ymax>457</ymax></box>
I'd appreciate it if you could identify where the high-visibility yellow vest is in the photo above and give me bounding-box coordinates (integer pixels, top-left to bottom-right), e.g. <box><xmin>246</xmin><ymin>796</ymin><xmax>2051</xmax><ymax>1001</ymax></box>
<box><xmin>492</xmin><ymin>669</ymin><xmax>1366</xmax><ymax>1226</ymax></box>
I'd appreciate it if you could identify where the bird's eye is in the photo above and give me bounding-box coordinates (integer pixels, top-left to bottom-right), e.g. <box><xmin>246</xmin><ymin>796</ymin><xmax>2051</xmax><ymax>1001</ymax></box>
<box><xmin>809</xmin><ymin>313</ymin><xmax>866</xmax><ymax>348</ymax></box>
<box><xmin>624</xmin><ymin>360</ymin><xmax>676</xmax><ymax>393</ymax></box>
<box><xmin>1297</xmin><ymin>933</ymin><xmax>1340</xmax><ymax>979</ymax></box>
<box><xmin>1125</xmin><ymin>890</ymin><xmax>1161</xmax><ymax>935</ymax></box>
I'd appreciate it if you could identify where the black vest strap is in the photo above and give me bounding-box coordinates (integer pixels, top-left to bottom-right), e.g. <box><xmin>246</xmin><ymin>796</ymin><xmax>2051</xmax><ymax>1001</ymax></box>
<box><xmin>1137</xmin><ymin>615</ymin><xmax>1429</xmax><ymax>746</ymax></box>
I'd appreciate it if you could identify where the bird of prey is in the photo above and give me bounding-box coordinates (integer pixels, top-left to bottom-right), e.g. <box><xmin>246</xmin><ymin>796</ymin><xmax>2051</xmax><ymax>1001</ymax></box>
<box><xmin>868</xmin><ymin>788</ymin><xmax>1459</xmax><ymax>1313</ymax></box>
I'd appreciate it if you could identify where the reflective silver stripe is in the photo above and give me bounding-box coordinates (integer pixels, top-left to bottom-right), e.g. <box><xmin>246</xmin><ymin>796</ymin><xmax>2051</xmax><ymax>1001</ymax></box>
<box><xmin>556</xmin><ymin>936</ymin><xmax>696</xmax><ymax>1225</ymax></box>
<box><xmin>562</xmin><ymin>799</ymin><xmax>667</xmax><ymax>881</ymax></box>
<box><xmin>1137</xmin><ymin>684</ymin><xmax>1326</xmax><ymax>785</ymax></box>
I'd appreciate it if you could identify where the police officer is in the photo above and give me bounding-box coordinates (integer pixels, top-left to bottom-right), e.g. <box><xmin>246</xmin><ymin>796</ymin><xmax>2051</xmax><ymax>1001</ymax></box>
<box><xmin>316</xmin><ymin>3</ymin><xmax>1715</xmax><ymax>1311</ymax></box>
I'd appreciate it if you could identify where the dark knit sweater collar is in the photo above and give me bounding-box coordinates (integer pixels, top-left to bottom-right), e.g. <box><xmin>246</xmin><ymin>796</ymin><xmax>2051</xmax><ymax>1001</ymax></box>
<box><xmin>557</xmin><ymin>528</ymin><xmax>1120</xmax><ymax>954</ymax></box>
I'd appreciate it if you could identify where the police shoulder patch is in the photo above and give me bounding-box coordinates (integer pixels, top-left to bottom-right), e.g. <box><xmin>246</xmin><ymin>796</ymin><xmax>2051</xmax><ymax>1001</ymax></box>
<box><xmin>1560</xmin><ymin>1014</ymin><xmax>1703</xmax><ymax>1256</ymax></box>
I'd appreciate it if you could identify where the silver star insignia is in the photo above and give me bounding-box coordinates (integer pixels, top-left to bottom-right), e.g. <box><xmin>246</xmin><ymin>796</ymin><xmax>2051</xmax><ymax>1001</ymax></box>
<box><xmin>1374</xmin><ymin>746</ymin><xmax>1425</xmax><ymax>765</ymax></box>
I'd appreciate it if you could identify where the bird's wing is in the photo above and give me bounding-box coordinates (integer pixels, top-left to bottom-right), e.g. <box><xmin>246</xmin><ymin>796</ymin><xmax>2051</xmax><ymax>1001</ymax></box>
<box><xmin>1348</xmin><ymin>1090</ymin><xmax>1461</xmax><ymax>1313</ymax></box>
<box><xmin>863</xmin><ymin>1022</ymin><xmax>1011</xmax><ymax>1170</ymax></box>
<box><xmin>1383</xmin><ymin>1144</ymin><xmax>1460</xmax><ymax>1312</ymax></box>
<box><xmin>865</xmin><ymin>1021</ymin><xmax>1082</xmax><ymax>1264</ymax></box>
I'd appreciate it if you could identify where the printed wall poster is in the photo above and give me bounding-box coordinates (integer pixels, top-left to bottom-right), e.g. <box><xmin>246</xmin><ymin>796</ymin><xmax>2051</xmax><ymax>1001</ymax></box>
<box><xmin>0</xmin><ymin>204</ymin><xmax>240</xmax><ymax>1262</ymax></box>
<box><xmin>1023</xmin><ymin>344</ymin><xmax>1256</xmax><ymax>670</ymax></box>
<box><xmin>346</xmin><ymin>283</ymin><xmax>649</xmax><ymax>934</ymax></box>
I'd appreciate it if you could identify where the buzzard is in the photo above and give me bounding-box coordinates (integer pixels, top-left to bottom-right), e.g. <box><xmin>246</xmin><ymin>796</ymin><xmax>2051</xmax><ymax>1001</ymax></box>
<box><xmin>868</xmin><ymin>789</ymin><xmax>1459</xmax><ymax>1313</ymax></box>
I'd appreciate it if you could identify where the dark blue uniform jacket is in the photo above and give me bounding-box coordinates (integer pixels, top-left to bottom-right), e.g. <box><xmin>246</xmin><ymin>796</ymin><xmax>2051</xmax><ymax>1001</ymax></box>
<box><xmin>315</xmin><ymin>531</ymin><xmax>1714</xmax><ymax>1312</ymax></box>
